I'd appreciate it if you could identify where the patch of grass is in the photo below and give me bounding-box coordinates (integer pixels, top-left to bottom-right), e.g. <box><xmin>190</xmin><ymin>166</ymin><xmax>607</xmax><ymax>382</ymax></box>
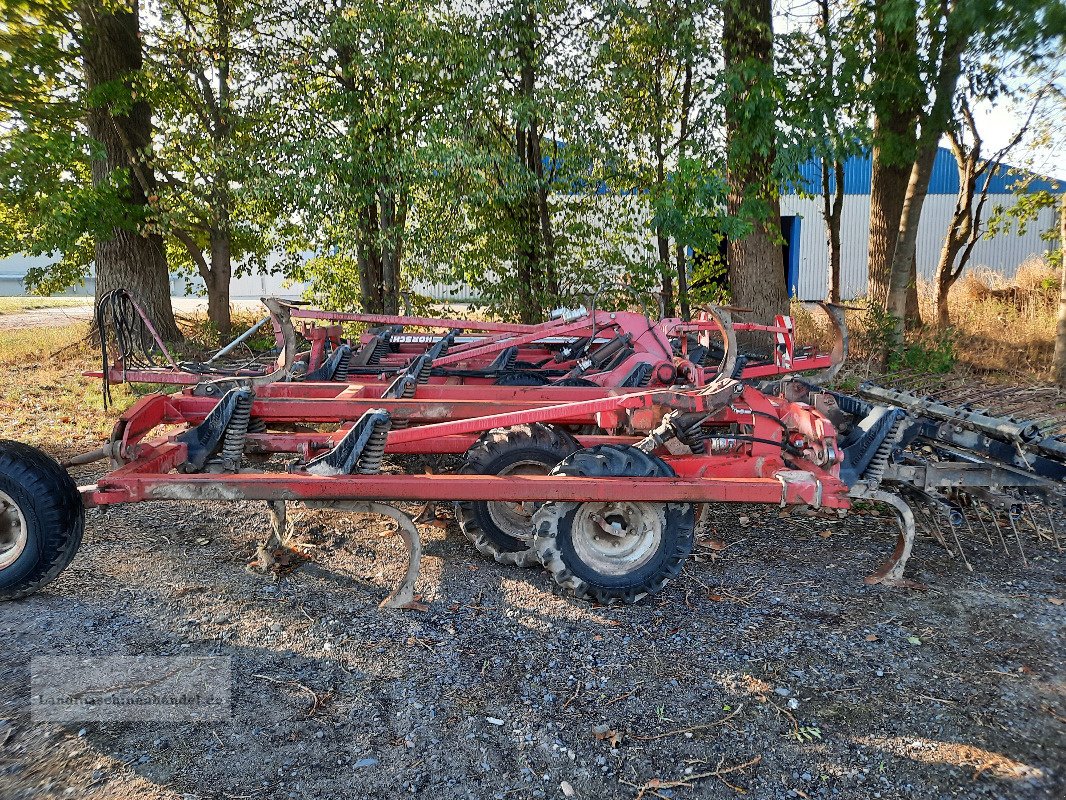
<box><xmin>0</xmin><ymin>321</ymin><xmax>134</xmax><ymax>458</ymax></box>
<box><xmin>0</xmin><ymin>296</ymin><xmax>92</xmax><ymax>314</ymax></box>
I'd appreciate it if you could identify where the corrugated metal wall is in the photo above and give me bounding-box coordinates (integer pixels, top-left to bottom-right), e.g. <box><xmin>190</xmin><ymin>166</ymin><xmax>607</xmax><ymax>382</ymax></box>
<box><xmin>781</xmin><ymin>194</ymin><xmax>1061</xmax><ymax>301</ymax></box>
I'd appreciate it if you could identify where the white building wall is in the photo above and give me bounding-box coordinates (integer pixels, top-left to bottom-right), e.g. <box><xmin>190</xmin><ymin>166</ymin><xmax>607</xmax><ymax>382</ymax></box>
<box><xmin>2</xmin><ymin>192</ymin><xmax>1059</xmax><ymax>303</ymax></box>
<box><xmin>781</xmin><ymin>194</ymin><xmax>1060</xmax><ymax>301</ymax></box>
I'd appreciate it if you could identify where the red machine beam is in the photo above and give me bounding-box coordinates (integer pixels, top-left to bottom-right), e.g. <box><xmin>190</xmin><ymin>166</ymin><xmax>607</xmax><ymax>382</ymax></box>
<box><xmin>290</xmin><ymin>308</ymin><xmax>531</xmax><ymax>333</ymax></box>
<box><xmin>90</xmin><ymin>470</ymin><xmax>849</xmax><ymax>507</ymax></box>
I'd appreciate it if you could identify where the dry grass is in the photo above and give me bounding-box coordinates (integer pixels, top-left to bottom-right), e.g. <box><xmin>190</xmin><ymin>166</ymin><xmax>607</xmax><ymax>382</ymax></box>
<box><xmin>0</xmin><ymin>322</ymin><xmax>134</xmax><ymax>458</ymax></box>
<box><xmin>794</xmin><ymin>256</ymin><xmax>1062</xmax><ymax>383</ymax></box>
<box><xmin>924</xmin><ymin>257</ymin><xmax>1061</xmax><ymax>379</ymax></box>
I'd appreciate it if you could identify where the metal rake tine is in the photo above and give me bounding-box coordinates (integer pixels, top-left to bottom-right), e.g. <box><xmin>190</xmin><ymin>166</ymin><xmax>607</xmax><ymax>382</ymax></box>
<box><xmin>948</xmin><ymin>517</ymin><xmax>973</xmax><ymax>572</ymax></box>
<box><xmin>971</xmin><ymin>501</ymin><xmax>994</xmax><ymax>547</ymax></box>
<box><xmin>1007</xmin><ymin>512</ymin><xmax>1029</xmax><ymax>568</ymax></box>
<box><xmin>1047</xmin><ymin>507</ymin><xmax>1063</xmax><ymax>554</ymax></box>
<box><xmin>1024</xmin><ymin>504</ymin><xmax>1050</xmax><ymax>547</ymax></box>
<box><xmin>980</xmin><ymin>503</ymin><xmax>1011</xmax><ymax>557</ymax></box>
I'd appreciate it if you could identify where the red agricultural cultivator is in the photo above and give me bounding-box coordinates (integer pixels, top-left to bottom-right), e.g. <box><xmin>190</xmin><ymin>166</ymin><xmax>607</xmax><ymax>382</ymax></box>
<box><xmin>0</xmin><ymin>292</ymin><xmax>1062</xmax><ymax>605</ymax></box>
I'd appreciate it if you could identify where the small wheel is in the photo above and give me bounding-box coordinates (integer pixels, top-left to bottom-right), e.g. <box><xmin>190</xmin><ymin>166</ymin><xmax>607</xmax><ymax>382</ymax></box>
<box><xmin>0</xmin><ymin>440</ymin><xmax>85</xmax><ymax>600</ymax></box>
<box><xmin>455</xmin><ymin>424</ymin><xmax>580</xmax><ymax>567</ymax></box>
<box><xmin>533</xmin><ymin>445</ymin><xmax>693</xmax><ymax>604</ymax></box>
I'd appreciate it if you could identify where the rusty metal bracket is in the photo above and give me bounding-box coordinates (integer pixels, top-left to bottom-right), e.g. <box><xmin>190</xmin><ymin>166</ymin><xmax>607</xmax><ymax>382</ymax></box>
<box><xmin>304</xmin><ymin>500</ymin><xmax>422</xmax><ymax>608</ymax></box>
<box><xmin>851</xmin><ymin>486</ymin><xmax>921</xmax><ymax>588</ymax></box>
<box><xmin>803</xmin><ymin>302</ymin><xmax>850</xmax><ymax>385</ymax></box>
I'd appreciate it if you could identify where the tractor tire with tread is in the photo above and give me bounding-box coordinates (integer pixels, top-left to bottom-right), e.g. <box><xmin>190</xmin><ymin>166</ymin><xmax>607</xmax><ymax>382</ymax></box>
<box><xmin>533</xmin><ymin>445</ymin><xmax>693</xmax><ymax>604</ymax></box>
<box><xmin>0</xmin><ymin>440</ymin><xmax>84</xmax><ymax>600</ymax></box>
<box><xmin>455</xmin><ymin>424</ymin><xmax>580</xmax><ymax>567</ymax></box>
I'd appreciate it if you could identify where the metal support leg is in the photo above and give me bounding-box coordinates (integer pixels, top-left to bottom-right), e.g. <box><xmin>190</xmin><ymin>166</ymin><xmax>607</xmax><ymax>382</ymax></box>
<box><xmin>854</xmin><ymin>489</ymin><xmax>920</xmax><ymax>588</ymax></box>
<box><xmin>306</xmin><ymin>501</ymin><xmax>422</xmax><ymax>609</ymax></box>
<box><xmin>252</xmin><ymin>500</ymin><xmax>291</xmax><ymax>573</ymax></box>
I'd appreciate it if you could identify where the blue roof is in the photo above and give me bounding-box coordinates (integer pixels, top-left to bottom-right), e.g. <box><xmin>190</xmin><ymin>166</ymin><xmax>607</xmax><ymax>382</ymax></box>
<box><xmin>792</xmin><ymin>147</ymin><xmax>1063</xmax><ymax>196</ymax></box>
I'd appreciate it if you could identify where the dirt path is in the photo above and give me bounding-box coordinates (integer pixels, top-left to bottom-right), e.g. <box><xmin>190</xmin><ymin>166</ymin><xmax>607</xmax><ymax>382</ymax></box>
<box><xmin>0</xmin><ymin>305</ymin><xmax>96</xmax><ymax>330</ymax></box>
<box><xmin>1</xmin><ymin>461</ymin><xmax>1063</xmax><ymax>800</ymax></box>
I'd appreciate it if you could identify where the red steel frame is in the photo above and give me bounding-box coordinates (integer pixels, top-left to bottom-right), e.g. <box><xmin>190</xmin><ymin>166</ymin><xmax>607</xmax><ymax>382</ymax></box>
<box><xmin>89</xmin><ymin>304</ymin><xmax>841</xmax><ymax>389</ymax></box>
<box><xmin>86</xmin><ymin>382</ymin><xmax>851</xmax><ymax>517</ymax></box>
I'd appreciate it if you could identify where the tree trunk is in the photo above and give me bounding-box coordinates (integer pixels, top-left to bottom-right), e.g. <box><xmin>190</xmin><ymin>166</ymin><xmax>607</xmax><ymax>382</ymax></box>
<box><xmin>867</xmin><ymin>137</ymin><xmax>913</xmax><ymax>310</ymax></box>
<box><xmin>207</xmin><ymin>230</ymin><xmax>232</xmax><ymax>337</ymax></box>
<box><xmin>822</xmin><ymin>158</ymin><xmax>844</xmax><ymax>302</ymax></box>
<box><xmin>723</xmin><ymin>0</ymin><xmax>788</xmax><ymax>323</ymax></box>
<box><xmin>866</xmin><ymin>0</ymin><xmax>920</xmax><ymax>312</ymax></box>
<box><xmin>885</xmin><ymin>28</ymin><xmax>965</xmax><ymax>334</ymax></box>
<box><xmin>80</xmin><ymin>0</ymin><xmax>180</xmax><ymax>340</ymax></box>
<box><xmin>675</xmin><ymin>241</ymin><xmax>690</xmax><ymax>321</ymax></box>
<box><xmin>657</xmin><ymin>232</ymin><xmax>674</xmax><ymax>318</ymax></box>
<box><xmin>357</xmin><ymin>203</ymin><xmax>384</xmax><ymax>313</ymax></box>
<box><xmin>1054</xmin><ymin>194</ymin><xmax>1066</xmax><ymax>386</ymax></box>
<box><xmin>933</xmin><ymin>238</ymin><xmax>961</xmax><ymax>329</ymax></box>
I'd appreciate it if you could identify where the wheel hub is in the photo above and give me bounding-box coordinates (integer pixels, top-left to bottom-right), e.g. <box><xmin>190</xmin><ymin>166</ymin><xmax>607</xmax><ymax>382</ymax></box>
<box><xmin>486</xmin><ymin>459</ymin><xmax>550</xmax><ymax>541</ymax></box>
<box><xmin>571</xmin><ymin>501</ymin><xmax>665</xmax><ymax>576</ymax></box>
<box><xmin>0</xmin><ymin>489</ymin><xmax>28</xmax><ymax>570</ymax></box>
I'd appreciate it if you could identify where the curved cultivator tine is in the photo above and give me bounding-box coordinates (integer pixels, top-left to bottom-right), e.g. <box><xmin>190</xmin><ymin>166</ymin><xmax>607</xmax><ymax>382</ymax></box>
<box><xmin>804</xmin><ymin>302</ymin><xmax>849</xmax><ymax>386</ymax></box>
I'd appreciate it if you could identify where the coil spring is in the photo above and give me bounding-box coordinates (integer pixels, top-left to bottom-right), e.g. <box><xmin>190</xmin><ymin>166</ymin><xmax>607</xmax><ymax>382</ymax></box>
<box><xmin>333</xmin><ymin>348</ymin><xmax>352</xmax><ymax>381</ymax></box>
<box><xmin>356</xmin><ymin>419</ymin><xmax>391</xmax><ymax>474</ymax></box>
<box><xmin>247</xmin><ymin>417</ymin><xmax>267</xmax><ymax>433</ymax></box>
<box><xmin>416</xmin><ymin>360</ymin><xmax>431</xmax><ymax>384</ymax></box>
<box><xmin>675</xmin><ymin>420</ymin><xmax>707</xmax><ymax>455</ymax></box>
<box><xmin>863</xmin><ymin>418</ymin><xmax>905</xmax><ymax>488</ymax></box>
<box><xmin>369</xmin><ymin>338</ymin><xmax>390</xmax><ymax>365</ymax></box>
<box><xmin>222</xmin><ymin>393</ymin><xmax>253</xmax><ymax>467</ymax></box>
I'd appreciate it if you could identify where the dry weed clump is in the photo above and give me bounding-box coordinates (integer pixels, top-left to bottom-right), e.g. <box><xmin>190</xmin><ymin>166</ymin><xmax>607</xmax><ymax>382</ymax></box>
<box><xmin>927</xmin><ymin>256</ymin><xmax>1060</xmax><ymax>378</ymax></box>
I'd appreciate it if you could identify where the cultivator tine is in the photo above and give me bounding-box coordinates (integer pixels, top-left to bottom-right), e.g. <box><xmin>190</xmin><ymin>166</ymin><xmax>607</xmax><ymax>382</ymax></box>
<box><xmin>1007</xmin><ymin>512</ymin><xmax>1029</xmax><ymax>567</ymax></box>
<box><xmin>983</xmin><ymin>503</ymin><xmax>1012</xmax><ymax>558</ymax></box>
<box><xmin>859</xmin><ymin>490</ymin><xmax>920</xmax><ymax>588</ymax></box>
<box><xmin>1046</xmin><ymin>507</ymin><xmax>1063</xmax><ymax>553</ymax></box>
<box><xmin>306</xmin><ymin>501</ymin><xmax>422</xmax><ymax>609</ymax></box>
<box><xmin>947</xmin><ymin>515</ymin><xmax>973</xmax><ymax>573</ymax></box>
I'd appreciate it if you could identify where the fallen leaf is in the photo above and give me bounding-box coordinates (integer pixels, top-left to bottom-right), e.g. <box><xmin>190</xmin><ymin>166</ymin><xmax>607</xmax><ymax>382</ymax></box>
<box><xmin>818</xmin><ymin>530</ymin><xmax>833</xmax><ymax>539</ymax></box>
<box><xmin>907</xmin><ymin>636</ymin><xmax>922</xmax><ymax>645</ymax></box>
<box><xmin>699</xmin><ymin>539</ymin><xmax>727</xmax><ymax>551</ymax></box>
<box><xmin>401</xmin><ymin>601</ymin><xmax>430</xmax><ymax>612</ymax></box>
<box><xmin>1049</xmin><ymin>597</ymin><xmax>1064</xmax><ymax>606</ymax></box>
<box><xmin>738</xmin><ymin>515</ymin><xmax>751</xmax><ymax>527</ymax></box>
<box><xmin>593</xmin><ymin>727</ymin><xmax>623</xmax><ymax>748</ymax></box>
<box><xmin>865</xmin><ymin>634</ymin><xmax>879</xmax><ymax>642</ymax></box>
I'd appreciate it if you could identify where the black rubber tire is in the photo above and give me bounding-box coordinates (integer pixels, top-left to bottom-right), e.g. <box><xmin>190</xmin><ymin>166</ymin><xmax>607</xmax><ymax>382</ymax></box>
<box><xmin>533</xmin><ymin>445</ymin><xmax>693</xmax><ymax>604</ymax></box>
<box><xmin>494</xmin><ymin>372</ymin><xmax>548</xmax><ymax>387</ymax></box>
<box><xmin>455</xmin><ymin>424</ymin><xmax>580</xmax><ymax>567</ymax></box>
<box><xmin>0</xmin><ymin>440</ymin><xmax>84</xmax><ymax>600</ymax></box>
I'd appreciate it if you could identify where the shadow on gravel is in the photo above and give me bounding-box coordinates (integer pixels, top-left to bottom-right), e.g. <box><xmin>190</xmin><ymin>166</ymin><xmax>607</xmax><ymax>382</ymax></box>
<box><xmin>0</xmin><ymin>499</ymin><xmax>1062</xmax><ymax>800</ymax></box>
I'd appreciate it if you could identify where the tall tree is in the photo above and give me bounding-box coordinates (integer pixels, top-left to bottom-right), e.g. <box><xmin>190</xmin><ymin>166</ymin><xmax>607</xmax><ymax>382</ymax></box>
<box><xmin>268</xmin><ymin>0</ymin><xmax>472</xmax><ymax>315</ymax></box>
<box><xmin>148</xmin><ymin>0</ymin><xmax>275</xmax><ymax>337</ymax></box>
<box><xmin>865</xmin><ymin>0</ymin><xmax>922</xmax><ymax>316</ymax></box>
<box><xmin>79</xmin><ymin>1</ymin><xmax>181</xmax><ymax>339</ymax></box>
<box><xmin>597</xmin><ymin>0</ymin><xmax>714</xmax><ymax>320</ymax></box>
<box><xmin>0</xmin><ymin>0</ymin><xmax>181</xmax><ymax>339</ymax></box>
<box><xmin>722</xmin><ymin>0</ymin><xmax>788</xmax><ymax>321</ymax></box>
<box><xmin>806</xmin><ymin>0</ymin><xmax>868</xmax><ymax>303</ymax></box>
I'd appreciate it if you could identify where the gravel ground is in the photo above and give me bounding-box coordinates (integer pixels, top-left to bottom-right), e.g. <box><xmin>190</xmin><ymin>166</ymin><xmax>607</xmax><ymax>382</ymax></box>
<box><xmin>1</xmin><ymin>455</ymin><xmax>1064</xmax><ymax>800</ymax></box>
